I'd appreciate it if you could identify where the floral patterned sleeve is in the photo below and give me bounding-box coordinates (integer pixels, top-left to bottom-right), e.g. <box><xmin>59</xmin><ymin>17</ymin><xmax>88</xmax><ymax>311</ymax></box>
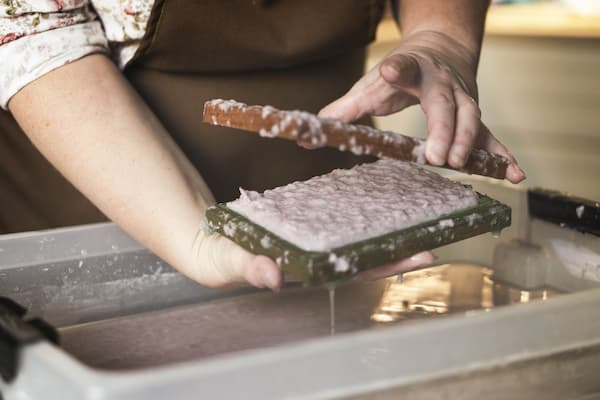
<box><xmin>0</xmin><ymin>0</ymin><xmax>110</xmax><ymax>109</ymax></box>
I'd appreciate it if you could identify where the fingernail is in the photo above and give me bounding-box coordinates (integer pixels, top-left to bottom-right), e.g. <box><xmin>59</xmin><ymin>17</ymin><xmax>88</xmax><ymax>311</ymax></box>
<box><xmin>381</xmin><ymin>62</ymin><xmax>400</xmax><ymax>81</ymax></box>
<box><xmin>449</xmin><ymin>152</ymin><xmax>464</xmax><ymax>168</ymax></box>
<box><xmin>449</xmin><ymin>145</ymin><xmax>469</xmax><ymax>168</ymax></box>
<box><xmin>318</xmin><ymin>108</ymin><xmax>334</xmax><ymax>119</ymax></box>
<box><xmin>410</xmin><ymin>252</ymin><xmax>436</xmax><ymax>265</ymax></box>
<box><xmin>264</xmin><ymin>268</ymin><xmax>280</xmax><ymax>291</ymax></box>
<box><xmin>508</xmin><ymin>164</ymin><xmax>526</xmax><ymax>183</ymax></box>
<box><xmin>426</xmin><ymin>142</ymin><xmax>447</xmax><ymax>166</ymax></box>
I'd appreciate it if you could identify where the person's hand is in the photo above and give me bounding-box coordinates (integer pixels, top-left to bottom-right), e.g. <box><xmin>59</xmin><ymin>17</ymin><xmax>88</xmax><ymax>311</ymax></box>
<box><xmin>192</xmin><ymin>232</ymin><xmax>283</xmax><ymax>290</ymax></box>
<box><xmin>193</xmin><ymin>231</ymin><xmax>434</xmax><ymax>288</ymax></box>
<box><xmin>319</xmin><ymin>30</ymin><xmax>525</xmax><ymax>183</ymax></box>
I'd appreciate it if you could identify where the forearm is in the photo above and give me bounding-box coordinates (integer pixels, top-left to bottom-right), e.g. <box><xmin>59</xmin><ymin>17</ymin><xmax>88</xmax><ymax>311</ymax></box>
<box><xmin>397</xmin><ymin>0</ymin><xmax>490</xmax><ymax>66</ymax></box>
<box><xmin>8</xmin><ymin>54</ymin><xmax>214</xmax><ymax>278</ymax></box>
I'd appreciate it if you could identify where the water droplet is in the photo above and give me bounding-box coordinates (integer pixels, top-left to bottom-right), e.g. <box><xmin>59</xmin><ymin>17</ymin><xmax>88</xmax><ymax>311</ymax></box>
<box><xmin>328</xmin><ymin>287</ymin><xmax>336</xmax><ymax>336</ymax></box>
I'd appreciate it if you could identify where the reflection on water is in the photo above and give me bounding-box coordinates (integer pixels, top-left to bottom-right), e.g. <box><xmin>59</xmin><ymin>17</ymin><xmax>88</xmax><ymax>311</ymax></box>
<box><xmin>371</xmin><ymin>263</ymin><xmax>560</xmax><ymax>323</ymax></box>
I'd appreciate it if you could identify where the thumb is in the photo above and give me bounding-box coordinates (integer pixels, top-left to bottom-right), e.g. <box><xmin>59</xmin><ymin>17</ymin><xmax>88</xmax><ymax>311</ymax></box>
<box><xmin>318</xmin><ymin>90</ymin><xmax>365</xmax><ymax>123</ymax></box>
<box><xmin>378</xmin><ymin>53</ymin><xmax>421</xmax><ymax>88</ymax></box>
<box><xmin>318</xmin><ymin>53</ymin><xmax>420</xmax><ymax>122</ymax></box>
<box><xmin>194</xmin><ymin>233</ymin><xmax>282</xmax><ymax>290</ymax></box>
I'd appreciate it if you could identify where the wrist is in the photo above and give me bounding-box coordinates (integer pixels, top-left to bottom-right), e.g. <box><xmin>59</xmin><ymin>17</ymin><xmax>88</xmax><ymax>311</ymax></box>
<box><xmin>401</xmin><ymin>26</ymin><xmax>481</xmax><ymax>66</ymax></box>
<box><xmin>398</xmin><ymin>29</ymin><xmax>480</xmax><ymax>72</ymax></box>
<box><xmin>397</xmin><ymin>0</ymin><xmax>489</xmax><ymax>70</ymax></box>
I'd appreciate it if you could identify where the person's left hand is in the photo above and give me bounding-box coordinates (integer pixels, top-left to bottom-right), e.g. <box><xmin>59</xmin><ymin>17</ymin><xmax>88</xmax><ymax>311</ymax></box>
<box><xmin>319</xmin><ymin>30</ymin><xmax>525</xmax><ymax>183</ymax></box>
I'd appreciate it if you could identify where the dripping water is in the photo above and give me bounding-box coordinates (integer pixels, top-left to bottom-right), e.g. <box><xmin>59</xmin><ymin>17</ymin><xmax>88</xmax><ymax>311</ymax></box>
<box><xmin>328</xmin><ymin>287</ymin><xmax>336</xmax><ymax>335</ymax></box>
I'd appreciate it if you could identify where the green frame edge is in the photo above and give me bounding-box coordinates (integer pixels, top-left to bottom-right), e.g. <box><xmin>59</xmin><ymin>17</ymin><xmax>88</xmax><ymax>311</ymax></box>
<box><xmin>204</xmin><ymin>194</ymin><xmax>511</xmax><ymax>286</ymax></box>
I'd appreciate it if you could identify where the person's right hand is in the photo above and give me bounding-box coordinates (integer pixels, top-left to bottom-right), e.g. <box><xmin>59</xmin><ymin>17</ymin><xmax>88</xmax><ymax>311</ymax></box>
<box><xmin>191</xmin><ymin>232</ymin><xmax>283</xmax><ymax>290</ymax></box>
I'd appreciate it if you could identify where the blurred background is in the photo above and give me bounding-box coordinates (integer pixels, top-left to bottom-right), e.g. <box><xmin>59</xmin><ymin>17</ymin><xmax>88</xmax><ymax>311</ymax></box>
<box><xmin>370</xmin><ymin>0</ymin><xmax>600</xmax><ymax>201</ymax></box>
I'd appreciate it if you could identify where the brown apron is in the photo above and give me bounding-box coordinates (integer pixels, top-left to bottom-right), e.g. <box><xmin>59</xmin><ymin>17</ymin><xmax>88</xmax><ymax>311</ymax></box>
<box><xmin>0</xmin><ymin>0</ymin><xmax>384</xmax><ymax>233</ymax></box>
